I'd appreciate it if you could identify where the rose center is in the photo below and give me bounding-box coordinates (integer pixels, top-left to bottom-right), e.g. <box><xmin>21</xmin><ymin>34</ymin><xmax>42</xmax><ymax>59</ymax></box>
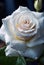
<box><xmin>19</xmin><ymin>20</ymin><xmax>31</xmax><ymax>30</ymax></box>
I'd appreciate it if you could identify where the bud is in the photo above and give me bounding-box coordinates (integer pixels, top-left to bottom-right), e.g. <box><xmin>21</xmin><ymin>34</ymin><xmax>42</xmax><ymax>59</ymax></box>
<box><xmin>34</xmin><ymin>0</ymin><xmax>42</xmax><ymax>11</ymax></box>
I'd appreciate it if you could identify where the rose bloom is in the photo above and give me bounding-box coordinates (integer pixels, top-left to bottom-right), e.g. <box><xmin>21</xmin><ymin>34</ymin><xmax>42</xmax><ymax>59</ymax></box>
<box><xmin>0</xmin><ymin>6</ymin><xmax>44</xmax><ymax>59</ymax></box>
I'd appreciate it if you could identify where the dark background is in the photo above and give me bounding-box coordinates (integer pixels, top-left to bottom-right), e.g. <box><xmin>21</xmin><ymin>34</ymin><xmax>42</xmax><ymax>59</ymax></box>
<box><xmin>0</xmin><ymin>0</ymin><xmax>44</xmax><ymax>27</ymax></box>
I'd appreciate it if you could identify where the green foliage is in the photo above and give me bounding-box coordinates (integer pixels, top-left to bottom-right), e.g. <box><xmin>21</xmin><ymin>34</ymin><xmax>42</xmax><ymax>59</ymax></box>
<box><xmin>16</xmin><ymin>56</ymin><xmax>26</xmax><ymax>65</ymax></box>
<box><xmin>0</xmin><ymin>46</ymin><xmax>6</xmax><ymax>56</ymax></box>
<box><xmin>0</xmin><ymin>47</ymin><xmax>44</xmax><ymax>65</ymax></box>
<box><xmin>0</xmin><ymin>48</ymin><xmax>26</xmax><ymax>65</ymax></box>
<box><xmin>0</xmin><ymin>56</ymin><xmax>17</xmax><ymax>65</ymax></box>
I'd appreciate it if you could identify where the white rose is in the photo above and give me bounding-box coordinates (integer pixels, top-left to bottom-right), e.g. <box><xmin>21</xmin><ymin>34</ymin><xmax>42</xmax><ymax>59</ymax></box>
<box><xmin>0</xmin><ymin>6</ymin><xmax>44</xmax><ymax>59</ymax></box>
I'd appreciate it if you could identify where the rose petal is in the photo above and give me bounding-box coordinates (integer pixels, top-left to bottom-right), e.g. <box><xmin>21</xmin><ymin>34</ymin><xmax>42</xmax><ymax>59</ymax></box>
<box><xmin>12</xmin><ymin>6</ymin><xmax>30</xmax><ymax>19</ymax></box>
<box><xmin>27</xmin><ymin>35</ymin><xmax>44</xmax><ymax>47</ymax></box>
<box><xmin>5</xmin><ymin>40</ymin><xmax>26</xmax><ymax>56</ymax></box>
<box><xmin>0</xmin><ymin>25</ymin><xmax>5</xmax><ymax>41</ymax></box>
<box><xmin>2</xmin><ymin>16</ymin><xmax>16</xmax><ymax>40</ymax></box>
<box><xmin>5</xmin><ymin>45</ymin><xmax>19</xmax><ymax>56</ymax></box>
<box><xmin>26</xmin><ymin>12</ymin><xmax>44</xmax><ymax>47</ymax></box>
<box><xmin>24</xmin><ymin>44</ymin><xmax>44</xmax><ymax>59</ymax></box>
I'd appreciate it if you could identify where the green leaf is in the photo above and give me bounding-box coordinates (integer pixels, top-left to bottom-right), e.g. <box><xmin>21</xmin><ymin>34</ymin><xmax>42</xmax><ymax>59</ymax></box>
<box><xmin>16</xmin><ymin>56</ymin><xmax>26</xmax><ymax>65</ymax></box>
<box><xmin>0</xmin><ymin>56</ymin><xmax>17</xmax><ymax>65</ymax></box>
<box><xmin>0</xmin><ymin>46</ymin><xmax>6</xmax><ymax>56</ymax></box>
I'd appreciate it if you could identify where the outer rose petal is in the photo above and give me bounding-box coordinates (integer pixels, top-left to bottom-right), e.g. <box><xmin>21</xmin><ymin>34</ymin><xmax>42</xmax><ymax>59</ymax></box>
<box><xmin>0</xmin><ymin>25</ymin><xmax>5</xmax><ymax>41</ymax></box>
<box><xmin>24</xmin><ymin>44</ymin><xmax>44</xmax><ymax>59</ymax></box>
<box><xmin>2</xmin><ymin>16</ymin><xmax>17</xmax><ymax>41</ymax></box>
<box><xmin>5</xmin><ymin>45</ymin><xmax>20</xmax><ymax>56</ymax></box>
<box><xmin>12</xmin><ymin>6</ymin><xmax>30</xmax><ymax>18</ymax></box>
<box><xmin>5</xmin><ymin>40</ymin><xmax>44</xmax><ymax>59</ymax></box>
<box><xmin>27</xmin><ymin>12</ymin><xmax>44</xmax><ymax>47</ymax></box>
<box><xmin>5</xmin><ymin>40</ymin><xmax>26</xmax><ymax>56</ymax></box>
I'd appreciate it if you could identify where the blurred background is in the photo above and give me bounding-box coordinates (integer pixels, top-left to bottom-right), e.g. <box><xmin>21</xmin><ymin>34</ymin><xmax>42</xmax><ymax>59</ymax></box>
<box><xmin>0</xmin><ymin>0</ymin><xmax>44</xmax><ymax>27</ymax></box>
